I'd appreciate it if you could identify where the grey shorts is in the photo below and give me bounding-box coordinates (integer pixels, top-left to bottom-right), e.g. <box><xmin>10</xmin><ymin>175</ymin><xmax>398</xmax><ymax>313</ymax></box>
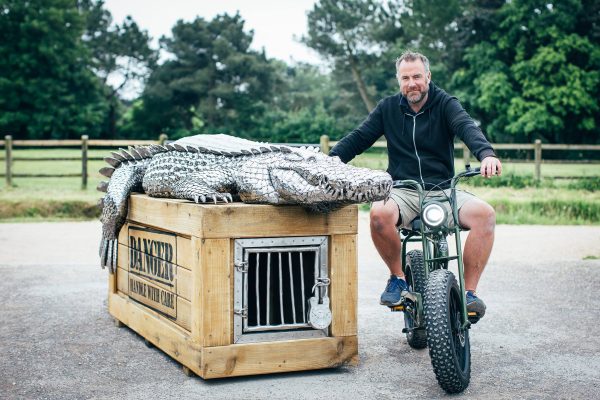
<box><xmin>389</xmin><ymin>188</ymin><xmax>478</xmax><ymax>229</ymax></box>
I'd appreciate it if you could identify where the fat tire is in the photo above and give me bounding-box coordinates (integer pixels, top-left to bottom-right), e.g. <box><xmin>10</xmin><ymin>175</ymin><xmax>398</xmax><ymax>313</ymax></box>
<box><xmin>403</xmin><ymin>250</ymin><xmax>428</xmax><ymax>349</ymax></box>
<box><xmin>424</xmin><ymin>269</ymin><xmax>471</xmax><ymax>394</ymax></box>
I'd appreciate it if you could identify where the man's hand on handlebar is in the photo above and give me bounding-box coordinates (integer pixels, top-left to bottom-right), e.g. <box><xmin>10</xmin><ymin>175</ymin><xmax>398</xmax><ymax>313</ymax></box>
<box><xmin>480</xmin><ymin>156</ymin><xmax>502</xmax><ymax>178</ymax></box>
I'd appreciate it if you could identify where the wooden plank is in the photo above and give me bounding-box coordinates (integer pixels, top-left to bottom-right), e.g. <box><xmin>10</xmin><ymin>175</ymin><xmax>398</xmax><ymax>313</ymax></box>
<box><xmin>116</xmin><ymin>248</ymin><xmax>191</xmax><ymax>301</ymax></box>
<box><xmin>190</xmin><ymin>237</ymin><xmax>203</xmax><ymax>344</ymax></box>
<box><xmin>116</xmin><ymin>266</ymin><xmax>128</xmax><ymax>294</ymax></box>
<box><xmin>12</xmin><ymin>140</ymin><xmax>82</xmax><ymax>146</ymax></box>
<box><xmin>128</xmin><ymin>273</ymin><xmax>178</xmax><ymax>318</ymax></box>
<box><xmin>491</xmin><ymin>143</ymin><xmax>535</xmax><ymax>150</ymax></box>
<box><xmin>108</xmin><ymin>292</ymin><xmax>202</xmax><ymax>371</ymax></box>
<box><xmin>116</xmin><ymin>266</ymin><xmax>191</xmax><ymax>331</ymax></box>
<box><xmin>176</xmin><ymin>236</ymin><xmax>193</xmax><ymax>271</ymax></box>
<box><xmin>198</xmin><ymin>203</ymin><xmax>358</xmax><ymax>238</ymax></box>
<box><xmin>329</xmin><ymin>234</ymin><xmax>358</xmax><ymax>337</ymax></box>
<box><xmin>198</xmin><ymin>238</ymin><xmax>232</xmax><ymax>347</ymax></box>
<box><xmin>88</xmin><ymin>139</ymin><xmax>158</xmax><ymax>146</ymax></box>
<box><xmin>200</xmin><ymin>336</ymin><xmax>358</xmax><ymax>378</ymax></box>
<box><xmin>118</xmin><ymin>222</ymin><xmax>192</xmax><ymax>270</ymax></box>
<box><xmin>127</xmin><ymin>196</ymin><xmax>204</xmax><ymax>237</ymax></box>
<box><xmin>127</xmin><ymin>195</ymin><xmax>358</xmax><ymax>238</ymax></box>
<box><xmin>542</xmin><ymin>144</ymin><xmax>600</xmax><ymax>150</ymax></box>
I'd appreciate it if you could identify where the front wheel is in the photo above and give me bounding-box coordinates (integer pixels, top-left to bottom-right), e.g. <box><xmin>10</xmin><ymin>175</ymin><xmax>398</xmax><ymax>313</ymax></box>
<box><xmin>424</xmin><ymin>269</ymin><xmax>471</xmax><ymax>394</ymax></box>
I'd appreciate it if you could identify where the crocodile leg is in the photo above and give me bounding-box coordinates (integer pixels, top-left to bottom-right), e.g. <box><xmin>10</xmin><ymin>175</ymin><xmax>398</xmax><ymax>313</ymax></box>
<box><xmin>170</xmin><ymin>171</ymin><xmax>236</xmax><ymax>204</ymax></box>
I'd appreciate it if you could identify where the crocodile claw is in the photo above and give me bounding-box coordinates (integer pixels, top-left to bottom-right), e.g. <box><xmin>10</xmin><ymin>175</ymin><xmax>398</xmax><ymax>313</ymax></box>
<box><xmin>99</xmin><ymin>238</ymin><xmax>118</xmax><ymax>273</ymax></box>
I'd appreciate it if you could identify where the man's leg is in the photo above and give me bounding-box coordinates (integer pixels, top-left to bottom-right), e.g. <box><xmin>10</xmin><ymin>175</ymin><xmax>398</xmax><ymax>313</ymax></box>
<box><xmin>370</xmin><ymin>200</ymin><xmax>404</xmax><ymax>277</ymax></box>
<box><xmin>458</xmin><ymin>198</ymin><xmax>496</xmax><ymax>291</ymax></box>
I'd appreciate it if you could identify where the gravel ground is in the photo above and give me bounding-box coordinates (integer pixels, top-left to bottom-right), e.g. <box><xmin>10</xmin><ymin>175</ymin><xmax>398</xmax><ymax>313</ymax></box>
<box><xmin>1</xmin><ymin>216</ymin><xmax>599</xmax><ymax>400</ymax></box>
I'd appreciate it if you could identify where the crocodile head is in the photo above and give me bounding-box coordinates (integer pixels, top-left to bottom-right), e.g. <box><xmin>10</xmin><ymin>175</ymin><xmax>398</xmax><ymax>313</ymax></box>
<box><xmin>268</xmin><ymin>148</ymin><xmax>392</xmax><ymax>206</ymax></box>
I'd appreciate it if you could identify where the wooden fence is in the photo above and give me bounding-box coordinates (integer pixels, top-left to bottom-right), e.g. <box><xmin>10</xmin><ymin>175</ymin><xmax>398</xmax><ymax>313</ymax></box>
<box><xmin>1</xmin><ymin>134</ymin><xmax>168</xmax><ymax>189</ymax></box>
<box><xmin>1</xmin><ymin>134</ymin><xmax>599</xmax><ymax>189</ymax></box>
<box><xmin>320</xmin><ymin>136</ymin><xmax>600</xmax><ymax>180</ymax></box>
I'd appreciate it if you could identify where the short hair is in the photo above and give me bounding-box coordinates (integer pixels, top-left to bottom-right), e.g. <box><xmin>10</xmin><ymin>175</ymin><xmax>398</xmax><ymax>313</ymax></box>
<box><xmin>396</xmin><ymin>51</ymin><xmax>430</xmax><ymax>73</ymax></box>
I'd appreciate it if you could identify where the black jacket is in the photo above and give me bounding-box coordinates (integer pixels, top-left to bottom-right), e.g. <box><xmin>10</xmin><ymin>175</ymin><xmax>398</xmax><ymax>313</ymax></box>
<box><xmin>330</xmin><ymin>82</ymin><xmax>496</xmax><ymax>189</ymax></box>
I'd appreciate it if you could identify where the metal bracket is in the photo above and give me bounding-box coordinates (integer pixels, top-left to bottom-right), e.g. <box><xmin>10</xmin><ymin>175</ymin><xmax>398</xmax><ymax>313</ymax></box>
<box><xmin>234</xmin><ymin>307</ymin><xmax>248</xmax><ymax>318</ymax></box>
<box><xmin>234</xmin><ymin>261</ymin><xmax>248</xmax><ymax>273</ymax></box>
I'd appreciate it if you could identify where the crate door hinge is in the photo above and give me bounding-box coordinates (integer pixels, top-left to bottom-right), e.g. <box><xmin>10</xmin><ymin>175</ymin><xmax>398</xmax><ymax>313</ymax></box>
<box><xmin>234</xmin><ymin>307</ymin><xmax>248</xmax><ymax>318</ymax></box>
<box><xmin>235</xmin><ymin>260</ymin><xmax>248</xmax><ymax>273</ymax></box>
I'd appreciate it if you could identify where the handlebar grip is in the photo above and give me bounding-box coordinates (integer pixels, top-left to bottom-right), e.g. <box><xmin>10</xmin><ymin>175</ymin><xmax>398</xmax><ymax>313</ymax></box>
<box><xmin>463</xmin><ymin>168</ymin><xmax>481</xmax><ymax>177</ymax></box>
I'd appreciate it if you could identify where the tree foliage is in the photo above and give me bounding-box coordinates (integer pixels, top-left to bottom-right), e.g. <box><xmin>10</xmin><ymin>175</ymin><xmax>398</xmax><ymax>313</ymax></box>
<box><xmin>126</xmin><ymin>13</ymin><xmax>278</xmax><ymax>139</ymax></box>
<box><xmin>454</xmin><ymin>0</ymin><xmax>600</xmax><ymax>143</ymax></box>
<box><xmin>1</xmin><ymin>0</ymin><xmax>598</xmax><ymax>144</ymax></box>
<box><xmin>80</xmin><ymin>0</ymin><xmax>157</xmax><ymax>138</ymax></box>
<box><xmin>0</xmin><ymin>0</ymin><xmax>106</xmax><ymax>139</ymax></box>
<box><xmin>304</xmin><ymin>0</ymin><xmax>382</xmax><ymax>112</ymax></box>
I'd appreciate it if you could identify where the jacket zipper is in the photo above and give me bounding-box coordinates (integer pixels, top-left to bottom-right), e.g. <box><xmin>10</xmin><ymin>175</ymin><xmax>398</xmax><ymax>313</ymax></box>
<box><xmin>407</xmin><ymin>112</ymin><xmax>425</xmax><ymax>186</ymax></box>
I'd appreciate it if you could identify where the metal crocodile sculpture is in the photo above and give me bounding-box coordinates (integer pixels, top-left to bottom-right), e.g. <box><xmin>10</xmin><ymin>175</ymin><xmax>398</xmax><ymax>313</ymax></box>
<box><xmin>98</xmin><ymin>134</ymin><xmax>392</xmax><ymax>271</ymax></box>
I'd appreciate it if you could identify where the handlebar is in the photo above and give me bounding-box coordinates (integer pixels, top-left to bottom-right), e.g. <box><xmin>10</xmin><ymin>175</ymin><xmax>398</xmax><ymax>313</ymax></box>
<box><xmin>392</xmin><ymin>167</ymin><xmax>482</xmax><ymax>191</ymax></box>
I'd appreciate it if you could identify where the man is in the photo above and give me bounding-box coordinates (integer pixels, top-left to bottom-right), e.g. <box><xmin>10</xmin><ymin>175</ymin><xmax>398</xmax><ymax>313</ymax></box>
<box><xmin>329</xmin><ymin>51</ymin><xmax>502</xmax><ymax>319</ymax></box>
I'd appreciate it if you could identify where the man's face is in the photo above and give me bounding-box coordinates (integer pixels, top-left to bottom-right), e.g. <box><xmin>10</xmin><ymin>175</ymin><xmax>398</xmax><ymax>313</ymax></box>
<box><xmin>397</xmin><ymin>59</ymin><xmax>431</xmax><ymax>104</ymax></box>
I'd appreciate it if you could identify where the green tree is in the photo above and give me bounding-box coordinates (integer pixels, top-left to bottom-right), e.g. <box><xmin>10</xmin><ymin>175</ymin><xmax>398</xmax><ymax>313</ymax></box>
<box><xmin>454</xmin><ymin>0</ymin><xmax>600</xmax><ymax>143</ymax></box>
<box><xmin>80</xmin><ymin>0</ymin><xmax>157</xmax><ymax>138</ymax></box>
<box><xmin>303</xmin><ymin>0</ymin><xmax>382</xmax><ymax>112</ymax></box>
<box><xmin>0</xmin><ymin>0</ymin><xmax>106</xmax><ymax>139</ymax></box>
<box><xmin>129</xmin><ymin>13</ymin><xmax>278</xmax><ymax>139</ymax></box>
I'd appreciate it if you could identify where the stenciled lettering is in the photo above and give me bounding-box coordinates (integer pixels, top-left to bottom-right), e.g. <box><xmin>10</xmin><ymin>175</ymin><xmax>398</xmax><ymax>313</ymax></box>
<box><xmin>128</xmin><ymin>233</ymin><xmax>175</xmax><ymax>284</ymax></box>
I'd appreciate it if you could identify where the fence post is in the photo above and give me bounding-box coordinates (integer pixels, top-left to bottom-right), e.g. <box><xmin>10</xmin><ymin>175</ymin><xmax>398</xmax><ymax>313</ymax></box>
<box><xmin>81</xmin><ymin>135</ymin><xmax>88</xmax><ymax>190</ymax></box>
<box><xmin>534</xmin><ymin>139</ymin><xmax>542</xmax><ymax>180</ymax></box>
<box><xmin>320</xmin><ymin>135</ymin><xmax>330</xmax><ymax>154</ymax></box>
<box><xmin>5</xmin><ymin>135</ymin><xmax>12</xmax><ymax>187</ymax></box>
<box><xmin>462</xmin><ymin>143</ymin><xmax>471</xmax><ymax>166</ymax></box>
<box><xmin>159</xmin><ymin>133</ymin><xmax>168</xmax><ymax>145</ymax></box>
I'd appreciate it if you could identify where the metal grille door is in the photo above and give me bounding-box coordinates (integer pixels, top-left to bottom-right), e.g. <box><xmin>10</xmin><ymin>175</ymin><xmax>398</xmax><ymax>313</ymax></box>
<box><xmin>234</xmin><ymin>237</ymin><xmax>329</xmax><ymax>343</ymax></box>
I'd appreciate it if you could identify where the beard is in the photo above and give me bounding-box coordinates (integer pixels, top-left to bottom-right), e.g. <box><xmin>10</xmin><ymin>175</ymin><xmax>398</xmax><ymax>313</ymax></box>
<box><xmin>405</xmin><ymin>88</ymin><xmax>428</xmax><ymax>104</ymax></box>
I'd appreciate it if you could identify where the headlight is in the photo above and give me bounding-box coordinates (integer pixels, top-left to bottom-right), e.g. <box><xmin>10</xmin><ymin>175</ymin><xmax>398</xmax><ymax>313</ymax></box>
<box><xmin>422</xmin><ymin>202</ymin><xmax>446</xmax><ymax>228</ymax></box>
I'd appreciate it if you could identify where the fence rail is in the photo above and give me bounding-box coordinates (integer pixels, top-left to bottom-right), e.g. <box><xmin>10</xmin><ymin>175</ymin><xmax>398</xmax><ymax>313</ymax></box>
<box><xmin>1</xmin><ymin>134</ymin><xmax>599</xmax><ymax>188</ymax></box>
<box><xmin>320</xmin><ymin>136</ymin><xmax>599</xmax><ymax>181</ymax></box>
<box><xmin>2</xmin><ymin>134</ymin><xmax>168</xmax><ymax>189</ymax></box>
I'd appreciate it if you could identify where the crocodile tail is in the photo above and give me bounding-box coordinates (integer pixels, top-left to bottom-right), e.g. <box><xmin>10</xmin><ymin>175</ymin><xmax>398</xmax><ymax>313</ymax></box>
<box><xmin>98</xmin><ymin>145</ymin><xmax>168</xmax><ymax>272</ymax></box>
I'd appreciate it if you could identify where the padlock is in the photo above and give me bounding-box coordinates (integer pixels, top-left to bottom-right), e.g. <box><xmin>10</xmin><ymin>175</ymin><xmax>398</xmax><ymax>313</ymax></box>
<box><xmin>307</xmin><ymin>295</ymin><xmax>332</xmax><ymax>330</ymax></box>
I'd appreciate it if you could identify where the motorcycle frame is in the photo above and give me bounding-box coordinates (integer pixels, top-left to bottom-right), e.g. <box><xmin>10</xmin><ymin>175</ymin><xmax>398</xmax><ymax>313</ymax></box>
<box><xmin>396</xmin><ymin>170</ymin><xmax>476</xmax><ymax>331</ymax></box>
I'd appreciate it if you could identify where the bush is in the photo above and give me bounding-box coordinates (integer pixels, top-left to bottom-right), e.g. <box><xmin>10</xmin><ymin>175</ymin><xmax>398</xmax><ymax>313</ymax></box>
<box><xmin>465</xmin><ymin>173</ymin><xmax>544</xmax><ymax>189</ymax></box>
<box><xmin>567</xmin><ymin>177</ymin><xmax>600</xmax><ymax>192</ymax></box>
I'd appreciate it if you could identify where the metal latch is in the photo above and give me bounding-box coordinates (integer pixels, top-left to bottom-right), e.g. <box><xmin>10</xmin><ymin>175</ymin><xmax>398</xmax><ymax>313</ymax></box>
<box><xmin>234</xmin><ymin>307</ymin><xmax>248</xmax><ymax>318</ymax></box>
<box><xmin>235</xmin><ymin>260</ymin><xmax>248</xmax><ymax>273</ymax></box>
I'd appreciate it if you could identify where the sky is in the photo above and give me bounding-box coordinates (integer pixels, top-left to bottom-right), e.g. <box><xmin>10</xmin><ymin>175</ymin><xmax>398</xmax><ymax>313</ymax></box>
<box><xmin>102</xmin><ymin>0</ymin><xmax>322</xmax><ymax>65</ymax></box>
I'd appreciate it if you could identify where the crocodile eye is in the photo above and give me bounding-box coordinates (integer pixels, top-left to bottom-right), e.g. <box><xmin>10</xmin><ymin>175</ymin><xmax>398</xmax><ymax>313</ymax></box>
<box><xmin>306</xmin><ymin>156</ymin><xmax>316</xmax><ymax>162</ymax></box>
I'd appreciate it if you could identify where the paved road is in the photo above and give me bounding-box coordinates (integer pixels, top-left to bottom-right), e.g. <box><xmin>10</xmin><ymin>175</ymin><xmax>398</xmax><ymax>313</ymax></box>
<box><xmin>1</xmin><ymin>216</ymin><xmax>599</xmax><ymax>399</ymax></box>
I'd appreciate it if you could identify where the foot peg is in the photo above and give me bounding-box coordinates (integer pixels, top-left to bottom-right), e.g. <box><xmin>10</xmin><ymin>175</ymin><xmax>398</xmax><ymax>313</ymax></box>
<box><xmin>468</xmin><ymin>311</ymin><xmax>481</xmax><ymax>324</ymax></box>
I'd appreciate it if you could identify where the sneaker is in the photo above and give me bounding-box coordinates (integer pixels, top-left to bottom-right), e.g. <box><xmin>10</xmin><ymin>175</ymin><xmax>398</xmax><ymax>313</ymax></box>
<box><xmin>380</xmin><ymin>275</ymin><xmax>408</xmax><ymax>306</ymax></box>
<box><xmin>466</xmin><ymin>291</ymin><xmax>486</xmax><ymax>319</ymax></box>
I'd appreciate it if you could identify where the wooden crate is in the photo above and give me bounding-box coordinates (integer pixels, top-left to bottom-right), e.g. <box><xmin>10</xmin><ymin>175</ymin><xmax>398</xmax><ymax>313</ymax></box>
<box><xmin>108</xmin><ymin>194</ymin><xmax>359</xmax><ymax>378</ymax></box>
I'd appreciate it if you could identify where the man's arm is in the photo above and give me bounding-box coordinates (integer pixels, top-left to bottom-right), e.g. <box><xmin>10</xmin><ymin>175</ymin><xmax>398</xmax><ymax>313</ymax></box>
<box><xmin>329</xmin><ymin>101</ymin><xmax>385</xmax><ymax>163</ymax></box>
<box><xmin>445</xmin><ymin>98</ymin><xmax>502</xmax><ymax>178</ymax></box>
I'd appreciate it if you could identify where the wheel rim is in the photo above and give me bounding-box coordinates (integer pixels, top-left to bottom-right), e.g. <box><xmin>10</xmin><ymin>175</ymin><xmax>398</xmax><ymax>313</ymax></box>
<box><xmin>449</xmin><ymin>287</ymin><xmax>468</xmax><ymax>371</ymax></box>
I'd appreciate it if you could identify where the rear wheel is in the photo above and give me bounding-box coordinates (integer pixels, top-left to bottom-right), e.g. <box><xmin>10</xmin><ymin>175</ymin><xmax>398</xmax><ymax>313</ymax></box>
<box><xmin>403</xmin><ymin>250</ymin><xmax>427</xmax><ymax>349</ymax></box>
<box><xmin>424</xmin><ymin>269</ymin><xmax>471</xmax><ymax>394</ymax></box>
